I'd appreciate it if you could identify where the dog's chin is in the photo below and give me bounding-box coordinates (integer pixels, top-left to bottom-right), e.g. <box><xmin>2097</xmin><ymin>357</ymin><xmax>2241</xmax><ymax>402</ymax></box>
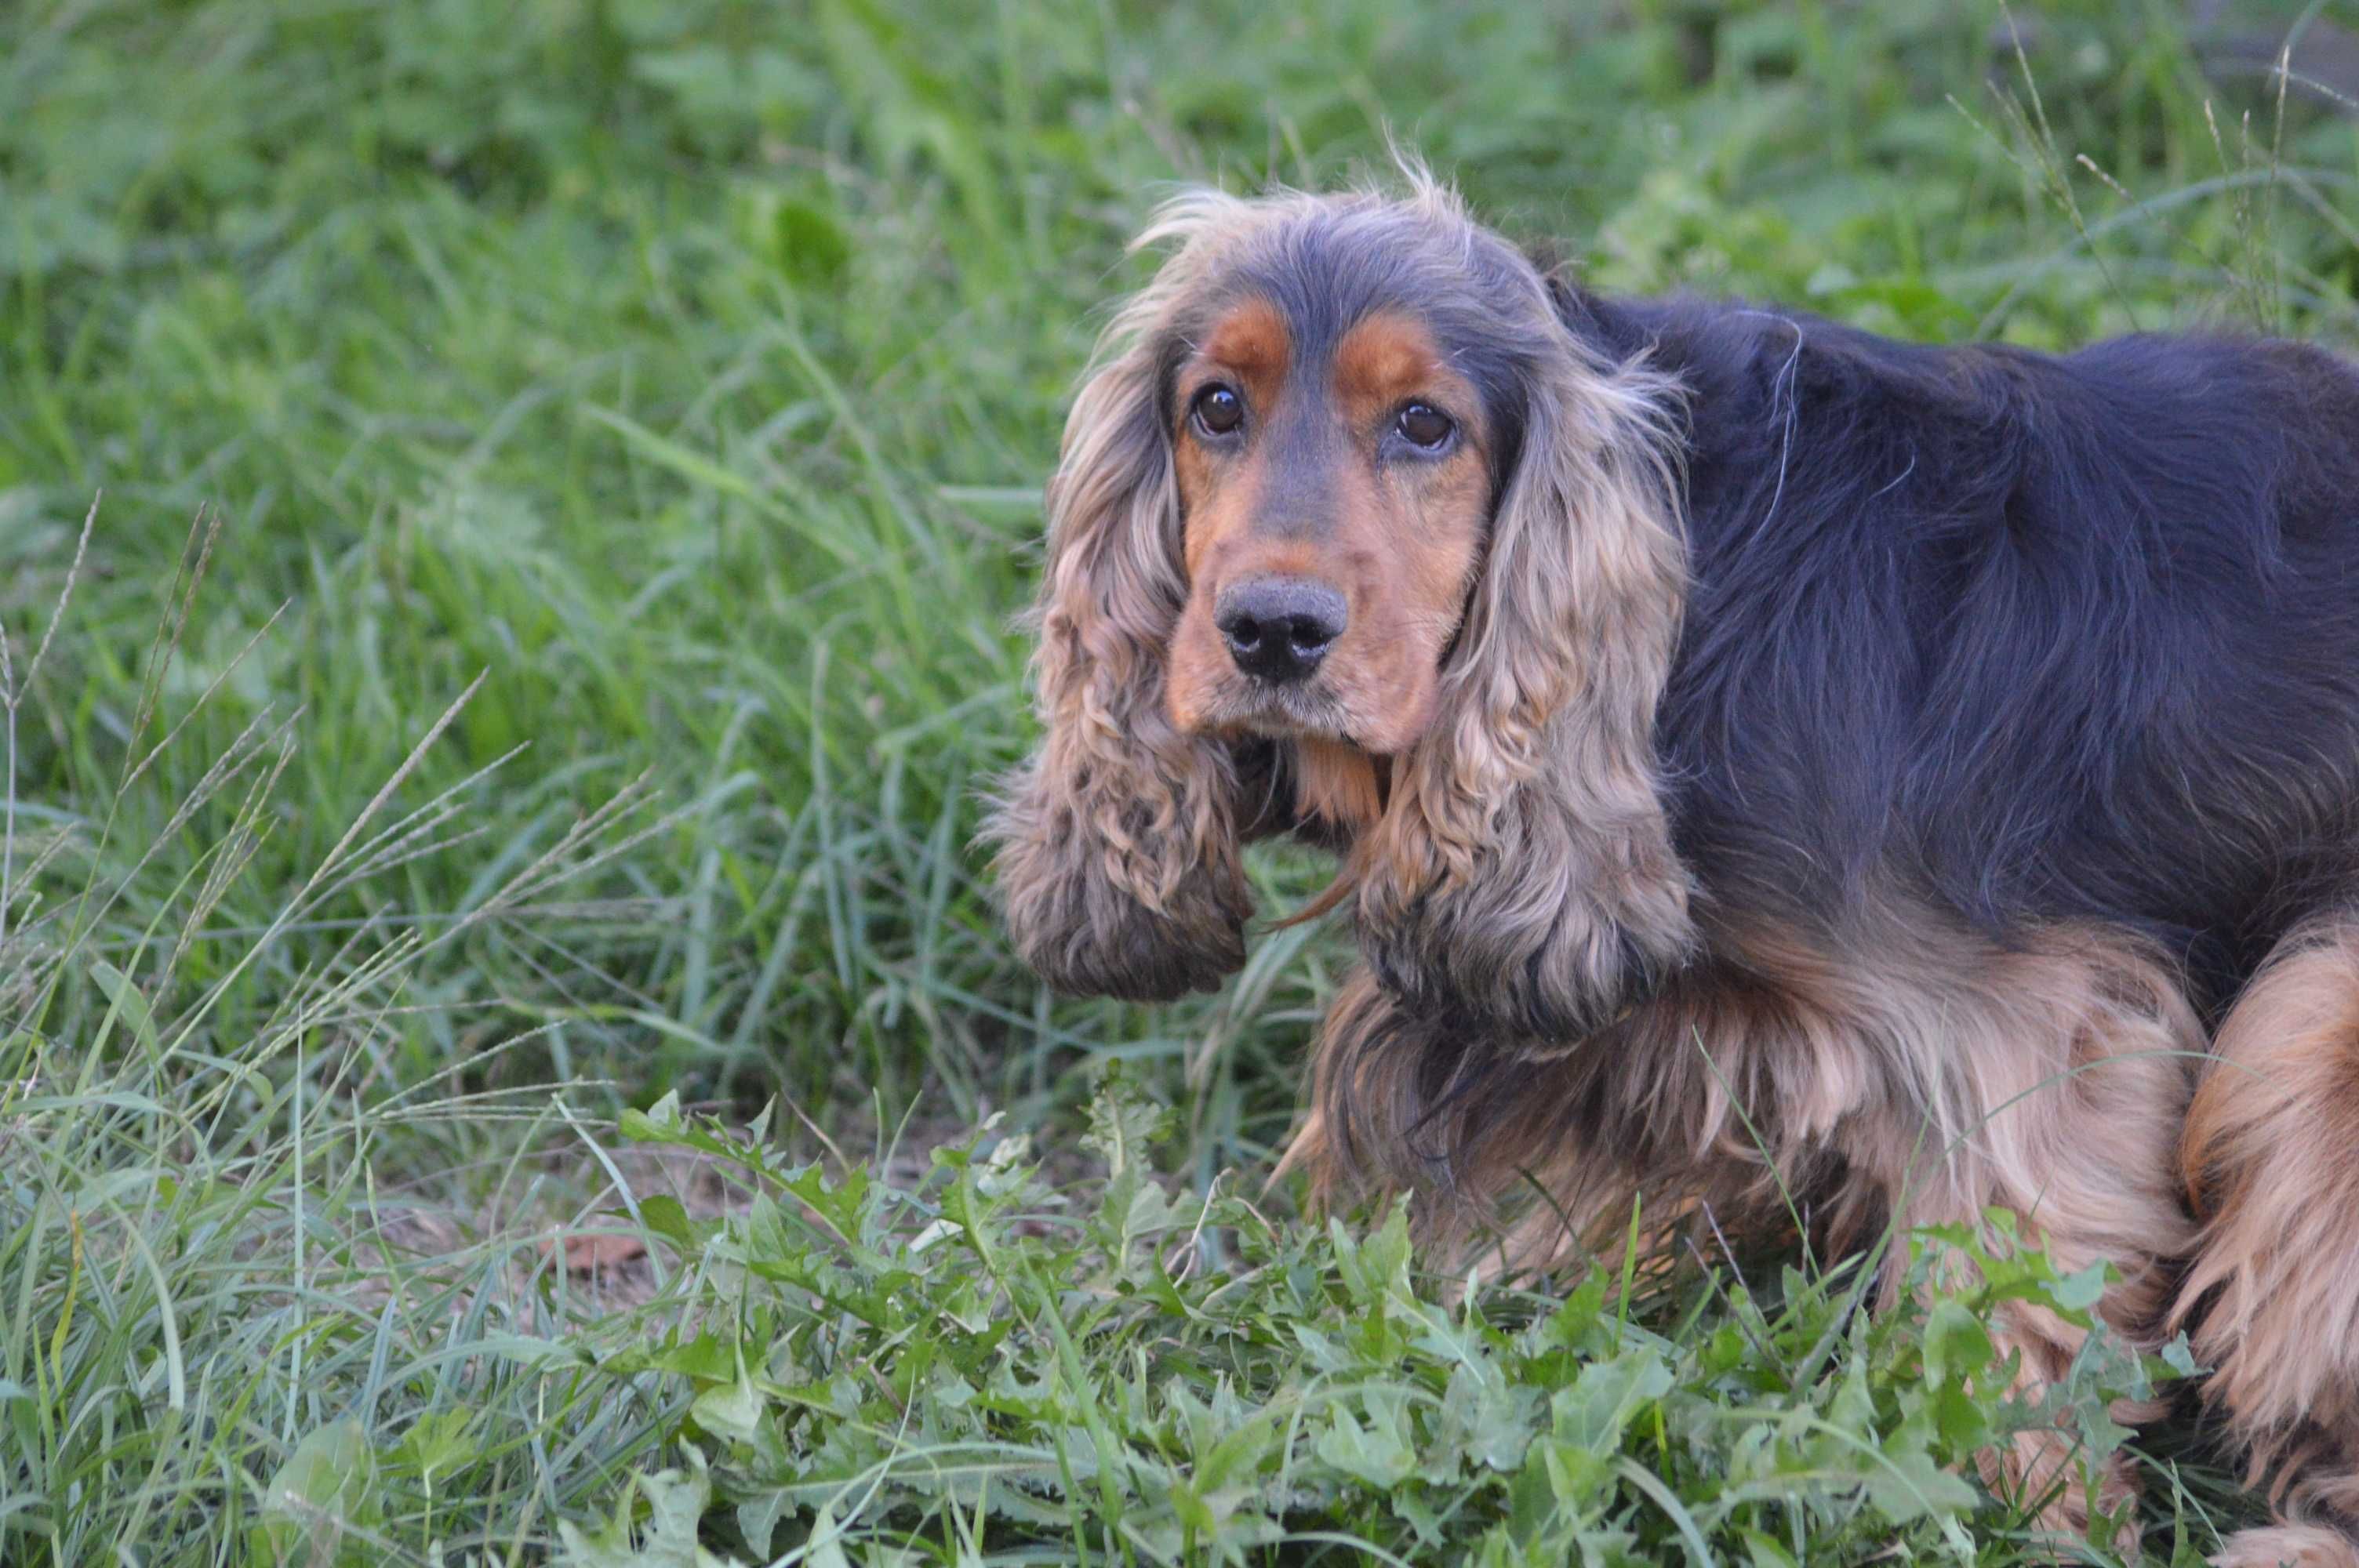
<box><xmin>1182</xmin><ymin>684</ymin><xmax>1347</xmax><ymax>742</ymax></box>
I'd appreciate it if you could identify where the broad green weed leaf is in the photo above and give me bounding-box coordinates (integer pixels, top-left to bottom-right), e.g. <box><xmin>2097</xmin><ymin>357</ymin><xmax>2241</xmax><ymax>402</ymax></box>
<box><xmin>249</xmin><ymin>1418</ymin><xmax>378</xmax><ymax>1568</ymax></box>
<box><xmin>1316</xmin><ymin>1392</ymin><xmax>1419</xmax><ymax>1490</ymax></box>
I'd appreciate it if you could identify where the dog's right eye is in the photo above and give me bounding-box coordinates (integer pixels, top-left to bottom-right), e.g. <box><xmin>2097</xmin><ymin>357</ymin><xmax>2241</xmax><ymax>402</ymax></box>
<box><xmin>1191</xmin><ymin>384</ymin><xmax>1245</xmax><ymax>437</ymax></box>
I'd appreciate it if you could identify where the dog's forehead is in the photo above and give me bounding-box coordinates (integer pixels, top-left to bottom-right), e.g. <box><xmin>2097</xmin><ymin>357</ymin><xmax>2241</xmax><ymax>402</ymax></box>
<box><xmin>1172</xmin><ymin>207</ymin><xmax>1539</xmax><ymax>420</ymax></box>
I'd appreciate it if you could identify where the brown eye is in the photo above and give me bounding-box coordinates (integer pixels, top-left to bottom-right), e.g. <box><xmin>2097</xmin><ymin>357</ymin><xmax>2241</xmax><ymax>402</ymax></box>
<box><xmin>1192</xmin><ymin>384</ymin><xmax>1244</xmax><ymax>437</ymax></box>
<box><xmin>1395</xmin><ymin>402</ymin><xmax>1454</xmax><ymax>449</ymax></box>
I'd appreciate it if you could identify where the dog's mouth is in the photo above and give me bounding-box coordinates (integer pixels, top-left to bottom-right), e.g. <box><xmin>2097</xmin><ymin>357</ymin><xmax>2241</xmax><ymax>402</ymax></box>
<box><xmin>1176</xmin><ymin>663</ymin><xmax>1443</xmax><ymax>757</ymax></box>
<box><xmin>1218</xmin><ymin>680</ymin><xmax>1354</xmax><ymax>741</ymax></box>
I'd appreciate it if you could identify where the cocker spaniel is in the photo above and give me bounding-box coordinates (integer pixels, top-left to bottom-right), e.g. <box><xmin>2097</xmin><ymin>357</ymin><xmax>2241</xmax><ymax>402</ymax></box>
<box><xmin>987</xmin><ymin>168</ymin><xmax>2359</xmax><ymax>1563</ymax></box>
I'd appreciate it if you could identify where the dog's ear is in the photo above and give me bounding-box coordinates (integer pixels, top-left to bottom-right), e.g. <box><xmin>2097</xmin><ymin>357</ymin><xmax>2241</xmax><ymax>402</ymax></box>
<box><xmin>1354</xmin><ymin>309</ymin><xmax>1697</xmax><ymax>1038</ymax></box>
<box><xmin>985</xmin><ymin>314</ymin><xmax>1253</xmax><ymax>1002</ymax></box>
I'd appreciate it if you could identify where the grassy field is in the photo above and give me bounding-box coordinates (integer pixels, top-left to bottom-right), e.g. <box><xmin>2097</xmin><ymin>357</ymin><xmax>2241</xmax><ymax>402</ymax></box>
<box><xmin>4</xmin><ymin>0</ymin><xmax>2357</xmax><ymax>1562</ymax></box>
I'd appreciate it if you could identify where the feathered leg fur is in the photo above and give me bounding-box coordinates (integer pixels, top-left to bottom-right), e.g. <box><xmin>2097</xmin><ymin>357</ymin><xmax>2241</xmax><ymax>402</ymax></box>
<box><xmin>1289</xmin><ymin>913</ymin><xmax>2201</xmax><ymax>1546</ymax></box>
<box><xmin>2178</xmin><ymin>916</ymin><xmax>2359</xmax><ymax>1566</ymax></box>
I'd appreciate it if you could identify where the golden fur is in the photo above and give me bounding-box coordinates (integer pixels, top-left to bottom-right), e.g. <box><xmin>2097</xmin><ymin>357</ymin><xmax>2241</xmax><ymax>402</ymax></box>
<box><xmin>2178</xmin><ymin>917</ymin><xmax>2359</xmax><ymax>1552</ymax></box>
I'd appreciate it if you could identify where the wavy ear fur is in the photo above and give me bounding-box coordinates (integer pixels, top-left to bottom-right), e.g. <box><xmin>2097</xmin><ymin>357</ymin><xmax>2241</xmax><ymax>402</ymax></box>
<box><xmin>1355</xmin><ymin>295</ymin><xmax>1697</xmax><ymax>1038</ymax></box>
<box><xmin>985</xmin><ymin>199</ymin><xmax>1261</xmax><ymax>1000</ymax></box>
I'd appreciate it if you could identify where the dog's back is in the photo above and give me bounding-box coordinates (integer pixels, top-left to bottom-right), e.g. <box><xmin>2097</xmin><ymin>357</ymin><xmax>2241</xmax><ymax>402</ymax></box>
<box><xmin>1590</xmin><ymin>295</ymin><xmax>2359</xmax><ymax>1006</ymax></box>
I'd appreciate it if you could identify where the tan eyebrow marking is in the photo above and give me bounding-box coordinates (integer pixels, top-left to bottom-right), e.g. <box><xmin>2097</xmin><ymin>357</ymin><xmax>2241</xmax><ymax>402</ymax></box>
<box><xmin>1184</xmin><ymin>297</ymin><xmax>1290</xmax><ymax>423</ymax></box>
<box><xmin>1332</xmin><ymin>311</ymin><xmax>1445</xmax><ymax>426</ymax></box>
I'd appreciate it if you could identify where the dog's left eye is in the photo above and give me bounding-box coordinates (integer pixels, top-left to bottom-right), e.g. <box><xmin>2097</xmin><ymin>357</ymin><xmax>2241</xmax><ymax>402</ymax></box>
<box><xmin>1191</xmin><ymin>384</ymin><xmax>1245</xmax><ymax>437</ymax></box>
<box><xmin>1395</xmin><ymin>402</ymin><xmax>1454</xmax><ymax>449</ymax></box>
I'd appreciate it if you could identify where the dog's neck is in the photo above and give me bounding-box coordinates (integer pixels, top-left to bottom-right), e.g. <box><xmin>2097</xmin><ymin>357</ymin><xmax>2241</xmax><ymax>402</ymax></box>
<box><xmin>1291</xmin><ymin>736</ymin><xmax>1387</xmax><ymax>833</ymax></box>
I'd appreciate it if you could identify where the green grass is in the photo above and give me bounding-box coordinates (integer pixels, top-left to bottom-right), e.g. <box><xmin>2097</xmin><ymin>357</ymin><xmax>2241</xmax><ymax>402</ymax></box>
<box><xmin>1</xmin><ymin>0</ymin><xmax>2354</xmax><ymax>1561</ymax></box>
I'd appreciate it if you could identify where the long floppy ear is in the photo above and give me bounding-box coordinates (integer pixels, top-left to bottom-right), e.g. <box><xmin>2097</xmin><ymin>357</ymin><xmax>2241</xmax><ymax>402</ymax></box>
<box><xmin>985</xmin><ymin>267</ymin><xmax>1256</xmax><ymax>1002</ymax></box>
<box><xmin>1354</xmin><ymin>308</ymin><xmax>1697</xmax><ymax>1039</ymax></box>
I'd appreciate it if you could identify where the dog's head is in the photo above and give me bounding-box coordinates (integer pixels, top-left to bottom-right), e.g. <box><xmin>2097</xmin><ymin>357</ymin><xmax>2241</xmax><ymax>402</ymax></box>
<box><xmin>988</xmin><ymin>171</ymin><xmax>1697</xmax><ymax>1029</ymax></box>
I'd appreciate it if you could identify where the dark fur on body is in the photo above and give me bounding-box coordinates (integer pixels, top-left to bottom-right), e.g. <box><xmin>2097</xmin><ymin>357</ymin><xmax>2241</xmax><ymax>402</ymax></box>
<box><xmin>1630</xmin><ymin>300</ymin><xmax>2359</xmax><ymax>1011</ymax></box>
<box><xmin>987</xmin><ymin>176</ymin><xmax>2359</xmax><ymax>1560</ymax></box>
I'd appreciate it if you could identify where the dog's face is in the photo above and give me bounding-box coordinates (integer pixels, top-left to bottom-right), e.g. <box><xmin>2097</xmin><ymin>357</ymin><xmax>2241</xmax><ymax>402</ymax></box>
<box><xmin>1162</xmin><ymin>297</ymin><xmax>1496</xmax><ymax>756</ymax></box>
<box><xmin>988</xmin><ymin>180</ymin><xmax>1694</xmax><ymax>1022</ymax></box>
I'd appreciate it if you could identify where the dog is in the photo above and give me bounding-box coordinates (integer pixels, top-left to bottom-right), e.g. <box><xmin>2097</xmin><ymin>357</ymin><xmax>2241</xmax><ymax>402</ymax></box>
<box><xmin>985</xmin><ymin>167</ymin><xmax>2359</xmax><ymax>1563</ymax></box>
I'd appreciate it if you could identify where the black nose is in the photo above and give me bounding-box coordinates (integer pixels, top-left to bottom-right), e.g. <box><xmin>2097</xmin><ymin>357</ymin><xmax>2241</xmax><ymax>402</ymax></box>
<box><xmin>1215</xmin><ymin>578</ymin><xmax>1347</xmax><ymax>684</ymax></box>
